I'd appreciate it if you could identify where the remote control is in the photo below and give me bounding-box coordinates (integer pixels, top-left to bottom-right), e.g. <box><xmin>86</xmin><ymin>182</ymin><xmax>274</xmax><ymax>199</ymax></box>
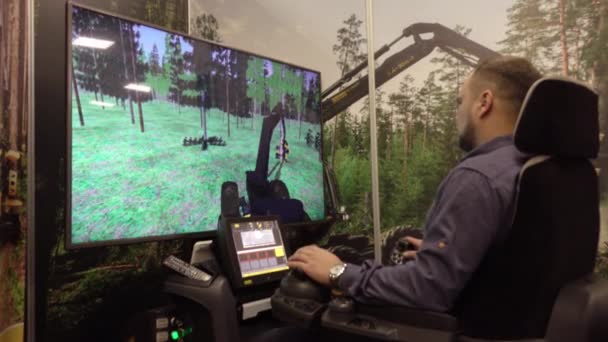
<box><xmin>163</xmin><ymin>255</ymin><xmax>212</xmax><ymax>282</ymax></box>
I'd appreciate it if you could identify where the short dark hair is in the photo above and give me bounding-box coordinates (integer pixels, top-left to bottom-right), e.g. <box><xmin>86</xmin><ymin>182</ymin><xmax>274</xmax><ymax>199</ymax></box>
<box><xmin>471</xmin><ymin>56</ymin><xmax>542</xmax><ymax>116</ymax></box>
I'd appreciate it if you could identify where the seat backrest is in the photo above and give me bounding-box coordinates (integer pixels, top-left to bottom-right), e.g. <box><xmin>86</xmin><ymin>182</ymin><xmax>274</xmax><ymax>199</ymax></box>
<box><xmin>454</xmin><ymin>77</ymin><xmax>600</xmax><ymax>339</ymax></box>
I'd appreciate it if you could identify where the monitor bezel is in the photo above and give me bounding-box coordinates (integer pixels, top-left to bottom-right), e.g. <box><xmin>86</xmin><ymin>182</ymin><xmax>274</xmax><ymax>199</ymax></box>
<box><xmin>66</xmin><ymin>2</ymin><xmax>329</xmax><ymax>249</ymax></box>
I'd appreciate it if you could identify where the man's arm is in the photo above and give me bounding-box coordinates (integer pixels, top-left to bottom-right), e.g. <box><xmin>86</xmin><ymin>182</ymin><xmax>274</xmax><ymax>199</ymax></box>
<box><xmin>337</xmin><ymin>168</ymin><xmax>503</xmax><ymax>311</ymax></box>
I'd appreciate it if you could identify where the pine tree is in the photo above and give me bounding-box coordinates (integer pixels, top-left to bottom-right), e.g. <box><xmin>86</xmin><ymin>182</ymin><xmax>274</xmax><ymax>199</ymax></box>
<box><xmin>576</xmin><ymin>0</ymin><xmax>608</xmax><ymax>198</ymax></box>
<box><xmin>388</xmin><ymin>74</ymin><xmax>418</xmax><ymax>161</ymax></box>
<box><xmin>149</xmin><ymin>44</ymin><xmax>162</xmax><ymax>75</ymax></box>
<box><xmin>500</xmin><ymin>0</ymin><xmax>590</xmax><ymax>77</ymax></box>
<box><xmin>500</xmin><ymin>0</ymin><xmax>608</xmax><ymax>197</ymax></box>
<box><xmin>191</xmin><ymin>15</ymin><xmax>221</xmax><ymax>140</ymax></box>
<box><xmin>335</xmin><ymin>110</ymin><xmax>352</xmax><ymax>148</ymax></box>
<box><xmin>416</xmin><ymin>72</ymin><xmax>442</xmax><ymax>150</ymax></box>
<box><xmin>128</xmin><ymin>24</ymin><xmax>147</xmax><ymax>132</ymax></box>
<box><xmin>215</xmin><ymin>47</ymin><xmax>236</xmax><ymax>136</ymax></box>
<box><xmin>246</xmin><ymin>56</ymin><xmax>266</xmax><ymax>128</ymax></box>
<box><xmin>167</xmin><ymin>34</ymin><xmax>185</xmax><ymax>113</ymax></box>
<box><xmin>499</xmin><ymin>0</ymin><xmax>555</xmax><ymax>73</ymax></box>
<box><xmin>231</xmin><ymin>51</ymin><xmax>248</xmax><ymax>129</ymax></box>
<box><xmin>163</xmin><ymin>34</ymin><xmax>172</xmax><ymax>76</ymax></box>
<box><xmin>330</xmin><ymin>14</ymin><xmax>367</xmax><ymax>167</ymax></box>
<box><xmin>118</xmin><ymin>20</ymin><xmax>136</xmax><ymax>124</ymax></box>
<box><xmin>333</xmin><ymin>14</ymin><xmax>367</xmax><ymax>76</ymax></box>
<box><xmin>268</xmin><ymin>61</ymin><xmax>287</xmax><ymax>111</ymax></box>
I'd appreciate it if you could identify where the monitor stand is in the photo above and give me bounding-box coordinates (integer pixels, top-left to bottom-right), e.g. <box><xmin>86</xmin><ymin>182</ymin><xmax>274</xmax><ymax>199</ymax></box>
<box><xmin>163</xmin><ymin>240</ymin><xmax>278</xmax><ymax>342</ymax></box>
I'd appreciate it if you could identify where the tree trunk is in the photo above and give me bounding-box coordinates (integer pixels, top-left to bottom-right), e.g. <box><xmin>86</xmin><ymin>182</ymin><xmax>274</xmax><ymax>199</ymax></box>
<box><xmin>0</xmin><ymin>0</ymin><xmax>4</xmax><ymax>133</ymax></box>
<box><xmin>92</xmin><ymin>53</ymin><xmax>105</xmax><ymax>110</ymax></box>
<box><xmin>252</xmin><ymin>98</ymin><xmax>256</xmax><ymax>129</ymax></box>
<box><xmin>128</xmin><ymin>94</ymin><xmax>135</xmax><ymax>124</ymax></box>
<box><xmin>298</xmin><ymin>107</ymin><xmax>302</xmax><ymax>139</ymax></box>
<box><xmin>202</xmin><ymin>110</ymin><xmax>207</xmax><ymax>140</ymax></box>
<box><xmin>72</xmin><ymin>63</ymin><xmax>84</xmax><ymax>126</ymax></box>
<box><xmin>18</xmin><ymin>0</ymin><xmax>27</xmax><ymax>152</ymax></box>
<box><xmin>7</xmin><ymin>0</ymin><xmax>20</xmax><ymax>151</ymax></box>
<box><xmin>226</xmin><ymin>77</ymin><xmax>230</xmax><ymax>137</ymax></box>
<box><xmin>423</xmin><ymin>112</ymin><xmax>428</xmax><ymax>151</ymax></box>
<box><xmin>199</xmin><ymin>91</ymin><xmax>205</xmax><ymax>128</ymax></box>
<box><xmin>118</xmin><ymin>22</ymin><xmax>135</xmax><ymax>124</ymax></box>
<box><xmin>559</xmin><ymin>0</ymin><xmax>570</xmax><ymax>76</ymax></box>
<box><xmin>330</xmin><ymin>54</ymin><xmax>351</xmax><ymax>167</ymax></box>
<box><xmin>331</xmin><ymin>119</ymin><xmax>338</xmax><ymax>167</ymax></box>
<box><xmin>403</xmin><ymin>120</ymin><xmax>409</xmax><ymax>158</ymax></box>
<box><xmin>129</xmin><ymin>25</ymin><xmax>145</xmax><ymax>132</ymax></box>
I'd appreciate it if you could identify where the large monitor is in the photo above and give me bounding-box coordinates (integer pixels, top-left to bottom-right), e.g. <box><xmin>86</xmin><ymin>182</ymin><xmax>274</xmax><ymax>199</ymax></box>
<box><xmin>67</xmin><ymin>4</ymin><xmax>324</xmax><ymax>248</ymax></box>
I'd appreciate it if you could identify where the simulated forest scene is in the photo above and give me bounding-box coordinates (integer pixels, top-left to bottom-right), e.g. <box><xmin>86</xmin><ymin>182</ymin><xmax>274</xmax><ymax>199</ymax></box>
<box><xmin>70</xmin><ymin>6</ymin><xmax>323</xmax><ymax>245</ymax></box>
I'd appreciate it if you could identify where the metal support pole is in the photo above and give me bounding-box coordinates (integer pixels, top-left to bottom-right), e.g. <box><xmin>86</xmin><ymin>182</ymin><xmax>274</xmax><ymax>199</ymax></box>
<box><xmin>365</xmin><ymin>0</ymin><xmax>382</xmax><ymax>263</ymax></box>
<box><xmin>27</xmin><ymin>0</ymin><xmax>36</xmax><ymax>339</ymax></box>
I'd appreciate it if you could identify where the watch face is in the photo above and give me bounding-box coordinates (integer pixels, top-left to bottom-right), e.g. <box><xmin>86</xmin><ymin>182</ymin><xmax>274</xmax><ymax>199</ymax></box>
<box><xmin>330</xmin><ymin>263</ymin><xmax>345</xmax><ymax>277</ymax></box>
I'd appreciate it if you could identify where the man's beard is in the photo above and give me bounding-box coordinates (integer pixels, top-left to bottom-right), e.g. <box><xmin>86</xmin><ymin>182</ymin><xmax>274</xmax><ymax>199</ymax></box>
<box><xmin>458</xmin><ymin>120</ymin><xmax>475</xmax><ymax>152</ymax></box>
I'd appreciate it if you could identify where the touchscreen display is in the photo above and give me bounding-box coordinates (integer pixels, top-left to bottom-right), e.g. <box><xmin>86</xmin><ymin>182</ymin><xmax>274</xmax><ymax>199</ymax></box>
<box><xmin>230</xmin><ymin>219</ymin><xmax>289</xmax><ymax>278</ymax></box>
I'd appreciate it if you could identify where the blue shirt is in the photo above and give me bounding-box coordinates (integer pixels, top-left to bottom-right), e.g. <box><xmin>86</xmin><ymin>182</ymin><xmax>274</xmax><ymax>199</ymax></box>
<box><xmin>338</xmin><ymin>135</ymin><xmax>529</xmax><ymax>312</ymax></box>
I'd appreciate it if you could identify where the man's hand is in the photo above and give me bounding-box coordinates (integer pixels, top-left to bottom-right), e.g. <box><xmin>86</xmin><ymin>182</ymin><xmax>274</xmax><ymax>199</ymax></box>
<box><xmin>402</xmin><ymin>236</ymin><xmax>422</xmax><ymax>259</ymax></box>
<box><xmin>287</xmin><ymin>245</ymin><xmax>342</xmax><ymax>287</ymax></box>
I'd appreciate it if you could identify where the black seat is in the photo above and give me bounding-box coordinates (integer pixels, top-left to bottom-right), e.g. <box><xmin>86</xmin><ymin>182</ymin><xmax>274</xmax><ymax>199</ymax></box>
<box><xmin>271</xmin><ymin>77</ymin><xmax>608</xmax><ymax>341</ymax></box>
<box><xmin>454</xmin><ymin>76</ymin><xmax>601</xmax><ymax>339</ymax></box>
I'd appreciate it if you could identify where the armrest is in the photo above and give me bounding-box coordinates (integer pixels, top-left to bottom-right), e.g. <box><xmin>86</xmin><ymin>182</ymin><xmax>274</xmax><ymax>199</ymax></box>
<box><xmin>358</xmin><ymin>305</ymin><xmax>459</xmax><ymax>331</ymax></box>
<box><xmin>321</xmin><ymin>298</ymin><xmax>459</xmax><ymax>341</ymax></box>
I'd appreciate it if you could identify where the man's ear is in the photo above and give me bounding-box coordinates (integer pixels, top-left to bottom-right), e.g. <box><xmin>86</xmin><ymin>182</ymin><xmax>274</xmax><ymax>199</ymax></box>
<box><xmin>477</xmin><ymin>90</ymin><xmax>494</xmax><ymax>118</ymax></box>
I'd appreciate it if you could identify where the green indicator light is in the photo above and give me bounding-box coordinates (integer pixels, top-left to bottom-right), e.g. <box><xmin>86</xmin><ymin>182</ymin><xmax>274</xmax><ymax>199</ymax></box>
<box><xmin>171</xmin><ymin>331</ymin><xmax>180</xmax><ymax>340</ymax></box>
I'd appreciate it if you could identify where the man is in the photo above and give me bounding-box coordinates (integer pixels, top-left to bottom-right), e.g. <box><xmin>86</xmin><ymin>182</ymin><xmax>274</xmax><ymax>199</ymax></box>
<box><xmin>288</xmin><ymin>56</ymin><xmax>542</xmax><ymax>311</ymax></box>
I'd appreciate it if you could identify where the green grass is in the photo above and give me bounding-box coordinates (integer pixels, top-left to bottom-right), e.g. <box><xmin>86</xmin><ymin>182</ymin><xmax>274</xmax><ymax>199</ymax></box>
<box><xmin>71</xmin><ymin>92</ymin><xmax>323</xmax><ymax>244</ymax></box>
<box><xmin>145</xmin><ymin>73</ymin><xmax>170</xmax><ymax>98</ymax></box>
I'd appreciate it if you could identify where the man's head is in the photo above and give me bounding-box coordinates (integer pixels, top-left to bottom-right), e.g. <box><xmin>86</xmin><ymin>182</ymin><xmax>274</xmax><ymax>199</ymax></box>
<box><xmin>455</xmin><ymin>56</ymin><xmax>542</xmax><ymax>152</ymax></box>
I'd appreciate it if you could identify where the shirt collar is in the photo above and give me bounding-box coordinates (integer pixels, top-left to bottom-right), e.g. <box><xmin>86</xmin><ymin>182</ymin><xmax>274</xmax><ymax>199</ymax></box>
<box><xmin>461</xmin><ymin>135</ymin><xmax>514</xmax><ymax>161</ymax></box>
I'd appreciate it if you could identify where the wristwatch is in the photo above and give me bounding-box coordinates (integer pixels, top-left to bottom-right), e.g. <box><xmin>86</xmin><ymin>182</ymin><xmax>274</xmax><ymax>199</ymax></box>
<box><xmin>329</xmin><ymin>263</ymin><xmax>347</xmax><ymax>289</ymax></box>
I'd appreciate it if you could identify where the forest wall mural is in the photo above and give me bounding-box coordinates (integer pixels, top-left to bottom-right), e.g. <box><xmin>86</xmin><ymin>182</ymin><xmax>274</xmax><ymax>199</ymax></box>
<box><xmin>0</xmin><ymin>0</ymin><xmax>29</xmax><ymax>341</ymax></box>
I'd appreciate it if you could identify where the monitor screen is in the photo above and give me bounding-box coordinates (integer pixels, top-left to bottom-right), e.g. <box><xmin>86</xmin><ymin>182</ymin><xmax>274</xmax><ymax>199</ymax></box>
<box><xmin>230</xmin><ymin>219</ymin><xmax>288</xmax><ymax>279</ymax></box>
<box><xmin>68</xmin><ymin>5</ymin><xmax>324</xmax><ymax>247</ymax></box>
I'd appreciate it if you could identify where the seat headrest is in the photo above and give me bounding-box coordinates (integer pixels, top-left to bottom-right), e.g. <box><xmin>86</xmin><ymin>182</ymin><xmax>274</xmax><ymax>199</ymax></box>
<box><xmin>514</xmin><ymin>77</ymin><xmax>599</xmax><ymax>158</ymax></box>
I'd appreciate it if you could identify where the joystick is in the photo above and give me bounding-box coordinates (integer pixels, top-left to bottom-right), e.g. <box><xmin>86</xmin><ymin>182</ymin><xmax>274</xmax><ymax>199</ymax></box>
<box><xmin>280</xmin><ymin>269</ymin><xmax>330</xmax><ymax>303</ymax></box>
<box><xmin>271</xmin><ymin>268</ymin><xmax>331</xmax><ymax>328</ymax></box>
<box><xmin>328</xmin><ymin>296</ymin><xmax>355</xmax><ymax>314</ymax></box>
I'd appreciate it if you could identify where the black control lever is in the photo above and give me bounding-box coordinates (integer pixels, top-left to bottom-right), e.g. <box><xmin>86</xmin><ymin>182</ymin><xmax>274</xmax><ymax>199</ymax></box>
<box><xmin>271</xmin><ymin>269</ymin><xmax>331</xmax><ymax>328</ymax></box>
<box><xmin>280</xmin><ymin>269</ymin><xmax>330</xmax><ymax>303</ymax></box>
